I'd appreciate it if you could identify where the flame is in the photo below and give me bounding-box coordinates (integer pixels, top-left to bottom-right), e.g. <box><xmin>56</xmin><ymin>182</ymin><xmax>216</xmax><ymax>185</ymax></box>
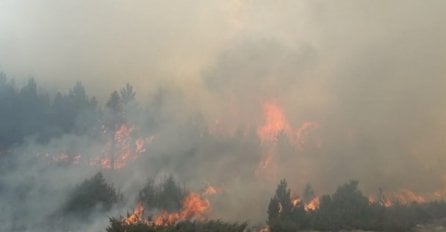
<box><xmin>257</xmin><ymin>101</ymin><xmax>292</xmax><ymax>144</ymax></box>
<box><xmin>368</xmin><ymin>189</ymin><xmax>429</xmax><ymax>207</ymax></box>
<box><xmin>295</xmin><ymin>121</ymin><xmax>320</xmax><ymax>149</ymax></box>
<box><xmin>255</xmin><ymin>152</ymin><xmax>279</xmax><ymax>180</ymax></box>
<box><xmin>291</xmin><ymin>195</ymin><xmax>301</xmax><ymax>207</ymax></box>
<box><xmin>181</xmin><ymin>193</ymin><xmax>211</xmax><ymax>219</ymax></box>
<box><xmin>153</xmin><ymin>193</ymin><xmax>210</xmax><ymax>226</ymax></box>
<box><xmin>290</xmin><ymin>193</ymin><xmax>319</xmax><ymax>211</ymax></box>
<box><xmin>124</xmin><ymin>192</ymin><xmax>210</xmax><ymax>227</ymax></box>
<box><xmin>203</xmin><ymin>185</ymin><xmax>218</xmax><ymax>196</ymax></box>
<box><xmin>255</xmin><ymin>101</ymin><xmax>319</xmax><ymax>177</ymax></box>
<box><xmin>278</xmin><ymin>202</ymin><xmax>283</xmax><ymax>214</ymax></box>
<box><xmin>304</xmin><ymin>197</ymin><xmax>320</xmax><ymax>211</ymax></box>
<box><xmin>95</xmin><ymin>124</ymin><xmax>156</xmax><ymax>170</ymax></box>
<box><xmin>124</xmin><ymin>202</ymin><xmax>146</xmax><ymax>225</ymax></box>
<box><xmin>109</xmin><ymin>123</ymin><xmax>134</xmax><ymax>169</ymax></box>
<box><xmin>42</xmin><ymin>123</ymin><xmax>157</xmax><ymax>170</ymax></box>
<box><xmin>392</xmin><ymin>189</ymin><xmax>426</xmax><ymax>204</ymax></box>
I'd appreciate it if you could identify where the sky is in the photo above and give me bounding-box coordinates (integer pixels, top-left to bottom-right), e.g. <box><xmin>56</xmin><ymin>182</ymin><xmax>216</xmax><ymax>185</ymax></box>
<box><xmin>1</xmin><ymin>1</ymin><xmax>443</xmax><ymax>99</ymax></box>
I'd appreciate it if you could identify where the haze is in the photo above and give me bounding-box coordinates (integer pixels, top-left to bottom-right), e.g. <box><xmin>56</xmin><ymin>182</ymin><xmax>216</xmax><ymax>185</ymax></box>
<box><xmin>1</xmin><ymin>0</ymin><xmax>446</xmax><ymax>230</ymax></box>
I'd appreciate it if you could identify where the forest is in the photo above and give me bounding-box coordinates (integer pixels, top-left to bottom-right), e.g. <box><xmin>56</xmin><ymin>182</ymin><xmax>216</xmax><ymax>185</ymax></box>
<box><xmin>2</xmin><ymin>75</ymin><xmax>446</xmax><ymax>231</ymax></box>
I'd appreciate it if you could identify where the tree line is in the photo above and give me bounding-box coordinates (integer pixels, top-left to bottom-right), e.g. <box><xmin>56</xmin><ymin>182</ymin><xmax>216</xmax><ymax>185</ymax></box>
<box><xmin>0</xmin><ymin>73</ymin><xmax>139</xmax><ymax>155</ymax></box>
<box><xmin>267</xmin><ymin>179</ymin><xmax>446</xmax><ymax>232</ymax></box>
<box><xmin>55</xmin><ymin>172</ymin><xmax>446</xmax><ymax>232</ymax></box>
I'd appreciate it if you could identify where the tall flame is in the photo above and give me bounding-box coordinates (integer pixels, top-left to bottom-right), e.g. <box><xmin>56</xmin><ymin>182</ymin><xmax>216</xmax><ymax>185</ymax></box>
<box><xmin>255</xmin><ymin>101</ymin><xmax>319</xmax><ymax>177</ymax></box>
<box><xmin>257</xmin><ymin>101</ymin><xmax>293</xmax><ymax>144</ymax></box>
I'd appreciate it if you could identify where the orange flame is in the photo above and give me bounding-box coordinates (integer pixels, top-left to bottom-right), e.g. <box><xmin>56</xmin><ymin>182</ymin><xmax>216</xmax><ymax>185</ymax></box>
<box><xmin>304</xmin><ymin>197</ymin><xmax>320</xmax><ymax>211</ymax></box>
<box><xmin>295</xmin><ymin>121</ymin><xmax>320</xmax><ymax>149</ymax></box>
<box><xmin>255</xmin><ymin>101</ymin><xmax>319</xmax><ymax>177</ymax></box>
<box><xmin>92</xmin><ymin>123</ymin><xmax>156</xmax><ymax>170</ymax></box>
<box><xmin>124</xmin><ymin>202</ymin><xmax>146</xmax><ymax>225</ymax></box>
<box><xmin>41</xmin><ymin>123</ymin><xmax>156</xmax><ymax>170</ymax></box>
<box><xmin>153</xmin><ymin>193</ymin><xmax>210</xmax><ymax>226</ymax></box>
<box><xmin>368</xmin><ymin>189</ymin><xmax>430</xmax><ymax>207</ymax></box>
<box><xmin>257</xmin><ymin>101</ymin><xmax>292</xmax><ymax>144</ymax></box>
<box><xmin>124</xmin><ymin>192</ymin><xmax>210</xmax><ymax>227</ymax></box>
<box><xmin>291</xmin><ymin>196</ymin><xmax>301</xmax><ymax>207</ymax></box>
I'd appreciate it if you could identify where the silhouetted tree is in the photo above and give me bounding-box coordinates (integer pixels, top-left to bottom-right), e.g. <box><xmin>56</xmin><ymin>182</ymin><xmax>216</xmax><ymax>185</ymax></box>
<box><xmin>138</xmin><ymin>176</ymin><xmax>186</xmax><ymax>211</ymax></box>
<box><xmin>62</xmin><ymin>172</ymin><xmax>122</xmax><ymax>217</ymax></box>
<box><xmin>107</xmin><ymin>91</ymin><xmax>122</xmax><ymax>115</ymax></box>
<box><xmin>268</xmin><ymin>179</ymin><xmax>306</xmax><ymax>232</ymax></box>
<box><xmin>120</xmin><ymin>83</ymin><xmax>136</xmax><ymax>105</ymax></box>
<box><xmin>302</xmin><ymin>183</ymin><xmax>315</xmax><ymax>203</ymax></box>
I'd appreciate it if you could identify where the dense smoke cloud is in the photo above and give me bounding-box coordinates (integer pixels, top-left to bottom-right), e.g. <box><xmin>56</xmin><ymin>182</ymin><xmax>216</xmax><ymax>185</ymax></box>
<box><xmin>1</xmin><ymin>0</ymin><xmax>446</xmax><ymax>230</ymax></box>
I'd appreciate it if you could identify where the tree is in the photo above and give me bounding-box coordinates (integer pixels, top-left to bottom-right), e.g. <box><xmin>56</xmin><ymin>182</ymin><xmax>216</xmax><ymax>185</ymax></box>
<box><xmin>302</xmin><ymin>183</ymin><xmax>315</xmax><ymax>203</ymax></box>
<box><xmin>159</xmin><ymin>176</ymin><xmax>185</xmax><ymax>211</ymax></box>
<box><xmin>138</xmin><ymin>176</ymin><xmax>186</xmax><ymax>211</ymax></box>
<box><xmin>120</xmin><ymin>83</ymin><xmax>136</xmax><ymax>105</ymax></box>
<box><xmin>0</xmin><ymin>73</ymin><xmax>19</xmax><ymax>151</ymax></box>
<box><xmin>311</xmin><ymin>180</ymin><xmax>376</xmax><ymax>230</ymax></box>
<box><xmin>107</xmin><ymin>91</ymin><xmax>122</xmax><ymax>115</ymax></box>
<box><xmin>62</xmin><ymin>172</ymin><xmax>122</xmax><ymax>217</ymax></box>
<box><xmin>138</xmin><ymin>178</ymin><xmax>156</xmax><ymax>207</ymax></box>
<box><xmin>267</xmin><ymin>179</ymin><xmax>305</xmax><ymax>232</ymax></box>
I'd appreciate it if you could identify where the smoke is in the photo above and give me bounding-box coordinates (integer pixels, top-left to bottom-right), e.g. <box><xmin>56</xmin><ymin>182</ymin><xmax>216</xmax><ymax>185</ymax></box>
<box><xmin>1</xmin><ymin>0</ymin><xmax>446</xmax><ymax>230</ymax></box>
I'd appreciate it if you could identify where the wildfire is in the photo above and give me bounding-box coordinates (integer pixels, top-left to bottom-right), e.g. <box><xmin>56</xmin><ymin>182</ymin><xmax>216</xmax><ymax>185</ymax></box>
<box><xmin>291</xmin><ymin>195</ymin><xmax>301</xmax><ymax>207</ymax></box>
<box><xmin>255</xmin><ymin>101</ymin><xmax>319</xmax><ymax>177</ymax></box>
<box><xmin>295</xmin><ymin>121</ymin><xmax>320</xmax><ymax>150</ymax></box>
<box><xmin>124</xmin><ymin>202</ymin><xmax>146</xmax><ymax>225</ymax></box>
<box><xmin>368</xmin><ymin>195</ymin><xmax>393</xmax><ymax>207</ymax></box>
<box><xmin>304</xmin><ymin>197</ymin><xmax>320</xmax><ymax>211</ymax></box>
<box><xmin>257</xmin><ymin>101</ymin><xmax>293</xmax><ymax>144</ymax></box>
<box><xmin>203</xmin><ymin>185</ymin><xmax>218</xmax><ymax>196</ymax></box>
<box><xmin>41</xmin><ymin>123</ymin><xmax>156</xmax><ymax>170</ymax></box>
<box><xmin>392</xmin><ymin>189</ymin><xmax>426</xmax><ymax>204</ymax></box>
<box><xmin>290</xmin><ymin>195</ymin><xmax>320</xmax><ymax>212</ymax></box>
<box><xmin>123</xmin><ymin>192</ymin><xmax>211</xmax><ymax>227</ymax></box>
<box><xmin>97</xmin><ymin>123</ymin><xmax>157</xmax><ymax>170</ymax></box>
<box><xmin>368</xmin><ymin>189</ymin><xmax>430</xmax><ymax>207</ymax></box>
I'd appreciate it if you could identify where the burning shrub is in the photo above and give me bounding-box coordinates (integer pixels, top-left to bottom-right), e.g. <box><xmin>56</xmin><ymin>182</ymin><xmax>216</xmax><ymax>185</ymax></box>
<box><xmin>106</xmin><ymin>217</ymin><xmax>247</xmax><ymax>232</ymax></box>
<box><xmin>267</xmin><ymin>179</ymin><xmax>446</xmax><ymax>232</ymax></box>
<box><xmin>62</xmin><ymin>172</ymin><xmax>122</xmax><ymax>217</ymax></box>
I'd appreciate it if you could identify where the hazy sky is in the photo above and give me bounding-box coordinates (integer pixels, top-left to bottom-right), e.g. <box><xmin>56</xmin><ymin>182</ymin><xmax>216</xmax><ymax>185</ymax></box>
<box><xmin>1</xmin><ymin>1</ymin><xmax>444</xmax><ymax>99</ymax></box>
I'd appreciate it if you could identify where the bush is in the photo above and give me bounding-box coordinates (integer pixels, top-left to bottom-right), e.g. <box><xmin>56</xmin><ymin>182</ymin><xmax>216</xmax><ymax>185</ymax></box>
<box><xmin>106</xmin><ymin>218</ymin><xmax>247</xmax><ymax>232</ymax></box>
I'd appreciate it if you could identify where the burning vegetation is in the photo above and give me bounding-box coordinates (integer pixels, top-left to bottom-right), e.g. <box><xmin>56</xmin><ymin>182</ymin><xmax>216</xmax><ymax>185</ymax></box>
<box><xmin>266</xmin><ymin>179</ymin><xmax>446</xmax><ymax>232</ymax></box>
<box><xmin>2</xmin><ymin>77</ymin><xmax>446</xmax><ymax>231</ymax></box>
<box><xmin>1</xmin><ymin>41</ymin><xmax>446</xmax><ymax>231</ymax></box>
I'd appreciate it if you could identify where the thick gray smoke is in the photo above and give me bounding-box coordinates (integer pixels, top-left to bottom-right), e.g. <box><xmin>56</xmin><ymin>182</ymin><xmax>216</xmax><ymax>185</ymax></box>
<box><xmin>1</xmin><ymin>0</ymin><xmax>446</xmax><ymax>231</ymax></box>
